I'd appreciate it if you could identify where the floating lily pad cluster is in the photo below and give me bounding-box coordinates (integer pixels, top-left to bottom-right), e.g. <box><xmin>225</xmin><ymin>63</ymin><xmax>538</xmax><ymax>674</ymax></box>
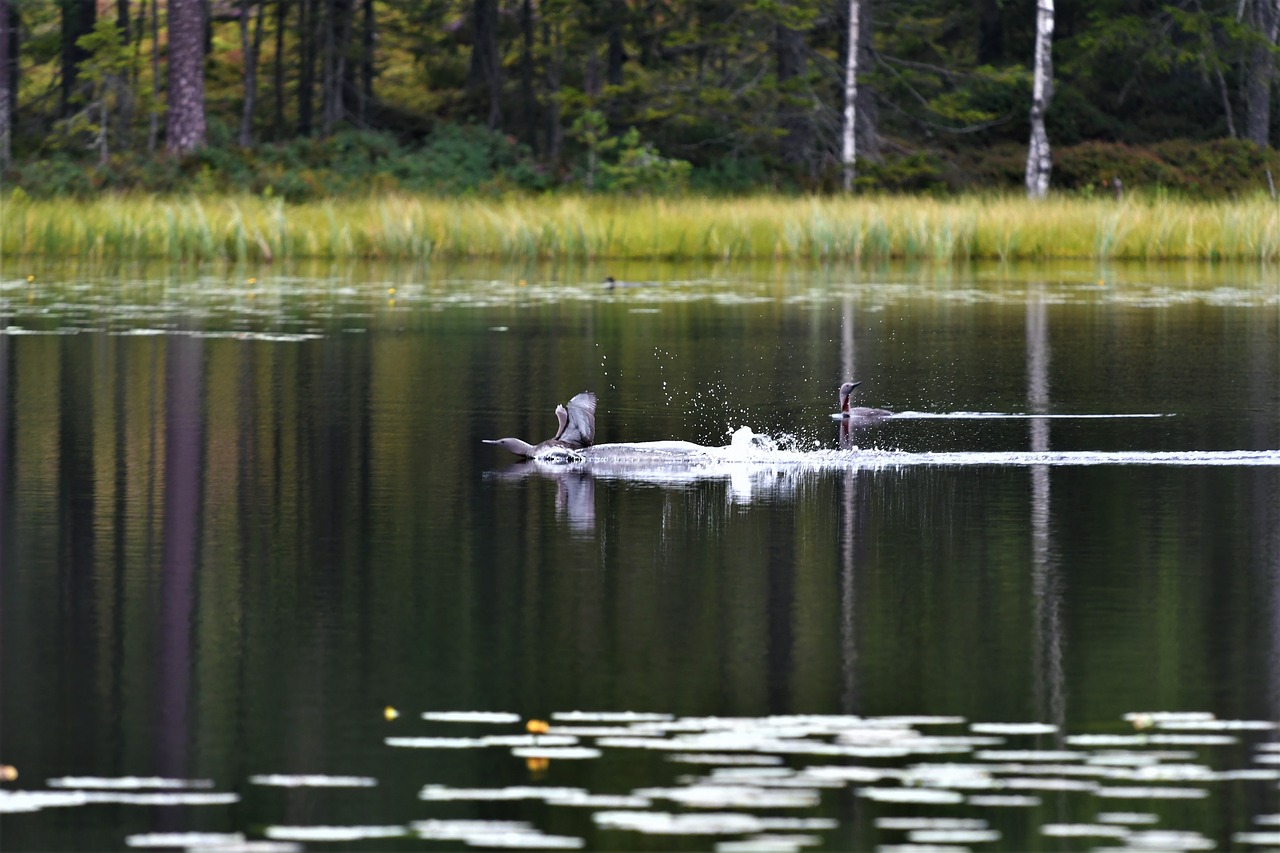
<box><xmin>2</xmin><ymin>710</ymin><xmax>1276</xmax><ymax>850</ymax></box>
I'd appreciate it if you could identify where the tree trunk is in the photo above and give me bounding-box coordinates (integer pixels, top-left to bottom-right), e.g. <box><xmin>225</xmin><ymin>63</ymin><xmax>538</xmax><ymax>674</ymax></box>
<box><xmin>359</xmin><ymin>0</ymin><xmax>374</xmax><ymax>126</ymax></box>
<box><xmin>1025</xmin><ymin>0</ymin><xmax>1054</xmax><ymax>199</ymax></box>
<box><xmin>584</xmin><ymin>42</ymin><xmax>602</xmax><ymax>98</ymax></box>
<box><xmin>841</xmin><ymin>0</ymin><xmax>860</xmax><ymax>191</ymax></box>
<box><xmin>1217</xmin><ymin>66</ymin><xmax>1236</xmax><ymax>139</ymax></box>
<box><xmin>239</xmin><ymin>0</ymin><xmax>267</xmax><ymax>147</ymax></box>
<box><xmin>61</xmin><ymin>0</ymin><xmax>96</xmax><ymax>116</ymax></box>
<box><xmin>520</xmin><ymin>0</ymin><xmax>538</xmax><ymax>150</ymax></box>
<box><xmin>117</xmin><ymin>0</ymin><xmax>131</xmax><ymax>42</ymax></box>
<box><xmin>976</xmin><ymin>0</ymin><xmax>1003</xmax><ymax>64</ymax></box>
<box><xmin>165</xmin><ymin>0</ymin><xmax>207</xmax><ymax>155</ymax></box>
<box><xmin>1244</xmin><ymin>0</ymin><xmax>1280</xmax><ymax>146</ymax></box>
<box><xmin>855</xmin><ymin>0</ymin><xmax>878</xmax><ymax>161</ymax></box>
<box><xmin>544</xmin><ymin>20</ymin><xmax>562</xmax><ymax>162</ymax></box>
<box><xmin>319</xmin><ymin>0</ymin><xmax>334</xmax><ymax>134</ymax></box>
<box><xmin>606</xmin><ymin>0</ymin><xmax>625</xmax><ymax>86</ymax></box>
<box><xmin>109</xmin><ymin>1</ymin><xmax>135</xmax><ymax>143</ymax></box>
<box><xmin>133</xmin><ymin>0</ymin><xmax>147</xmax><ymax>98</ymax></box>
<box><xmin>468</xmin><ymin>0</ymin><xmax>502</xmax><ymax>129</ymax></box>
<box><xmin>273</xmin><ymin>0</ymin><xmax>288</xmax><ymax>138</ymax></box>
<box><xmin>299</xmin><ymin>0</ymin><xmax>316</xmax><ymax>135</ymax></box>
<box><xmin>149</xmin><ymin>0</ymin><xmax>160</xmax><ymax>151</ymax></box>
<box><xmin>321</xmin><ymin>0</ymin><xmax>354</xmax><ymax>134</ymax></box>
<box><xmin>0</xmin><ymin>0</ymin><xmax>9</xmax><ymax>168</ymax></box>
<box><xmin>322</xmin><ymin>0</ymin><xmax>353</xmax><ymax>134</ymax></box>
<box><xmin>203</xmin><ymin>0</ymin><xmax>213</xmax><ymax>55</ymax></box>
<box><xmin>776</xmin><ymin>22</ymin><xmax>811</xmax><ymax>176</ymax></box>
<box><xmin>95</xmin><ymin>95</ymin><xmax>109</xmax><ymax>165</ymax></box>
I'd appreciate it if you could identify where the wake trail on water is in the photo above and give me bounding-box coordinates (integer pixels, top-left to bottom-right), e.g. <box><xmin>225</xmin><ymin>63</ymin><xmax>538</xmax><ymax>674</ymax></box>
<box><xmin>524</xmin><ymin>427</ymin><xmax>1280</xmax><ymax>474</ymax></box>
<box><xmin>831</xmin><ymin>411</ymin><xmax>1174</xmax><ymax>421</ymax></box>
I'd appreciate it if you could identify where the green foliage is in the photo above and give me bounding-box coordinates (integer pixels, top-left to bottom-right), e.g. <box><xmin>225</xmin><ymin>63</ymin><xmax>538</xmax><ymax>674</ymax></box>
<box><xmin>690</xmin><ymin>155</ymin><xmax>769</xmax><ymax>195</ymax></box>
<box><xmin>6</xmin><ymin>0</ymin><xmax>1280</xmax><ymax>197</ymax></box>
<box><xmin>1052</xmin><ymin>142</ymin><xmax>1192</xmax><ymax>194</ymax></box>
<box><xmin>394</xmin><ymin>125</ymin><xmax>545</xmax><ymax>194</ymax></box>
<box><xmin>941</xmin><ymin>138</ymin><xmax>1280</xmax><ymax>198</ymax></box>
<box><xmin>869</xmin><ymin>7</ymin><xmax>1029</xmax><ymax>143</ymax></box>
<box><xmin>49</xmin><ymin>19</ymin><xmax>132</xmax><ymax>162</ymax></box>
<box><xmin>14</xmin><ymin>127</ymin><xmax>1280</xmax><ymax>201</ymax></box>
<box><xmin>1046</xmin><ymin>139</ymin><xmax>1280</xmax><ymax>197</ymax></box>
<box><xmin>856</xmin><ymin>153</ymin><xmax>949</xmax><ymax>194</ymax></box>
<box><xmin>8</xmin><ymin>126</ymin><xmax>547</xmax><ymax>200</ymax></box>
<box><xmin>42</xmin><ymin>17</ymin><xmax>164</xmax><ymax>166</ymax></box>
<box><xmin>569</xmin><ymin>110</ymin><xmax>610</xmax><ymax>190</ymax></box>
<box><xmin>16</xmin><ymin>154</ymin><xmax>98</xmax><ymax>196</ymax></box>
<box><xmin>593</xmin><ymin>127</ymin><xmax>692</xmax><ymax>194</ymax></box>
<box><xmin>1150</xmin><ymin>138</ymin><xmax>1280</xmax><ymax>196</ymax></box>
<box><xmin>1054</xmin><ymin>1</ymin><xmax>1244</xmax><ymax>143</ymax></box>
<box><xmin>74</xmin><ymin>18</ymin><xmax>129</xmax><ymax>87</ymax></box>
<box><xmin>566</xmin><ymin>112</ymin><xmax>691</xmax><ymax>194</ymax></box>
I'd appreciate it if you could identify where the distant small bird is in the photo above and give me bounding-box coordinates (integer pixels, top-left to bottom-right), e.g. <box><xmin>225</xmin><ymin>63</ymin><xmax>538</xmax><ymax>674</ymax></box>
<box><xmin>603</xmin><ymin>276</ymin><xmax>653</xmax><ymax>289</ymax></box>
<box><xmin>837</xmin><ymin>381</ymin><xmax>893</xmax><ymax>420</ymax></box>
<box><xmin>484</xmin><ymin>392</ymin><xmax>598</xmax><ymax>458</ymax></box>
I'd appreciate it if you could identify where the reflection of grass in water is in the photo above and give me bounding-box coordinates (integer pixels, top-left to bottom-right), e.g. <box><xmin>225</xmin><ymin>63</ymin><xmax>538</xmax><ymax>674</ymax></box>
<box><xmin>5</xmin><ymin>193</ymin><xmax>1280</xmax><ymax>263</ymax></box>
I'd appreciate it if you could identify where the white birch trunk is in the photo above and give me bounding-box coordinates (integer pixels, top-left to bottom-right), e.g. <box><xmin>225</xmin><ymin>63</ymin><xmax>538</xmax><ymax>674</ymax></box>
<box><xmin>1025</xmin><ymin>0</ymin><xmax>1054</xmax><ymax>199</ymax></box>
<box><xmin>842</xmin><ymin>0</ymin><xmax>860</xmax><ymax>192</ymax></box>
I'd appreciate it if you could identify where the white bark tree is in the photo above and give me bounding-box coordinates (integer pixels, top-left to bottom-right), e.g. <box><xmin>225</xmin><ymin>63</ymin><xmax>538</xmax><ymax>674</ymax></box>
<box><xmin>1025</xmin><ymin>0</ymin><xmax>1054</xmax><ymax>199</ymax></box>
<box><xmin>842</xmin><ymin>0</ymin><xmax>861</xmax><ymax>192</ymax></box>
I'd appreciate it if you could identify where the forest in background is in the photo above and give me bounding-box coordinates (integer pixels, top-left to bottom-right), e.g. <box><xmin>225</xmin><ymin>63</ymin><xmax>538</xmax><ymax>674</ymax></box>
<box><xmin>1</xmin><ymin>0</ymin><xmax>1280</xmax><ymax>199</ymax></box>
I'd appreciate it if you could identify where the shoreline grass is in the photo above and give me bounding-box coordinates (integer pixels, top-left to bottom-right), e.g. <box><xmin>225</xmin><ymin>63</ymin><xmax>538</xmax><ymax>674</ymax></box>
<box><xmin>2</xmin><ymin>193</ymin><xmax>1279</xmax><ymax>264</ymax></box>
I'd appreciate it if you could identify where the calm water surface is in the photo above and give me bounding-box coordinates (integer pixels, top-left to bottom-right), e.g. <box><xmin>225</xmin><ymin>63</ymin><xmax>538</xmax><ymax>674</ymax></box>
<box><xmin>1</xmin><ymin>262</ymin><xmax>1277</xmax><ymax>850</ymax></box>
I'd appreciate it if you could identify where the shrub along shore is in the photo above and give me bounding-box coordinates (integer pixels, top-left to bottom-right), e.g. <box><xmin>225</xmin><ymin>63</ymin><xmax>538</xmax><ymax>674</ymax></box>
<box><xmin>3</xmin><ymin>193</ymin><xmax>1280</xmax><ymax>263</ymax></box>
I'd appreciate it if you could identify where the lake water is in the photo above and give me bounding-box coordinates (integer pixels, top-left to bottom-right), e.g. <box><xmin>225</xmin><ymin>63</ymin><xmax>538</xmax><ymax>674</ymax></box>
<box><xmin>1</xmin><ymin>261</ymin><xmax>1278</xmax><ymax>851</ymax></box>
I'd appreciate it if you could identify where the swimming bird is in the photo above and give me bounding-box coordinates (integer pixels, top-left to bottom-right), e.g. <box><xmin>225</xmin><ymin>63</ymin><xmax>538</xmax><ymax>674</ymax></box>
<box><xmin>484</xmin><ymin>391</ymin><xmax>598</xmax><ymax>458</ymax></box>
<box><xmin>838</xmin><ymin>381</ymin><xmax>893</xmax><ymax>419</ymax></box>
<box><xmin>603</xmin><ymin>276</ymin><xmax>653</xmax><ymax>289</ymax></box>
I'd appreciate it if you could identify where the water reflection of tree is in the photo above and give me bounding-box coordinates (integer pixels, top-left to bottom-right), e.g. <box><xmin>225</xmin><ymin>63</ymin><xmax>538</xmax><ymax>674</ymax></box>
<box><xmin>158</xmin><ymin>334</ymin><xmax>202</xmax><ymax>803</ymax></box>
<box><xmin>839</xmin><ymin>294</ymin><xmax>862</xmax><ymax>715</ymax></box>
<box><xmin>1027</xmin><ymin>287</ymin><xmax>1065</xmax><ymax>734</ymax></box>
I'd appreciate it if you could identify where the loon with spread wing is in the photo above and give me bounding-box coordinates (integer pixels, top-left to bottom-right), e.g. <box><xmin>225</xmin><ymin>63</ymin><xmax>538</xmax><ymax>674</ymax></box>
<box><xmin>484</xmin><ymin>391</ymin><xmax>598</xmax><ymax>458</ymax></box>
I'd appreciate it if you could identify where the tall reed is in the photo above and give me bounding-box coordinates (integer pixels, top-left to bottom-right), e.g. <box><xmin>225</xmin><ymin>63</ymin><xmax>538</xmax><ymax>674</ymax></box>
<box><xmin>3</xmin><ymin>193</ymin><xmax>1279</xmax><ymax>263</ymax></box>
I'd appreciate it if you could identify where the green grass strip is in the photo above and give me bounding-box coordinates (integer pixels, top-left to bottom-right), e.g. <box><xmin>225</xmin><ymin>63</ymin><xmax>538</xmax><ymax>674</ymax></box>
<box><xmin>3</xmin><ymin>193</ymin><xmax>1280</xmax><ymax>263</ymax></box>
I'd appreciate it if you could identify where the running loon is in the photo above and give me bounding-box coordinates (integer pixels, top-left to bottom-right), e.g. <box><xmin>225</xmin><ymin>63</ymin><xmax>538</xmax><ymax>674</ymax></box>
<box><xmin>484</xmin><ymin>391</ymin><xmax>598</xmax><ymax>458</ymax></box>
<box><xmin>838</xmin><ymin>381</ymin><xmax>893</xmax><ymax>419</ymax></box>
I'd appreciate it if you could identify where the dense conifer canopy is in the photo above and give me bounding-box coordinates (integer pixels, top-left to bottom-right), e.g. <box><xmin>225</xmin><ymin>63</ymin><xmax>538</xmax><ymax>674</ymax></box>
<box><xmin>0</xmin><ymin>0</ymin><xmax>1276</xmax><ymax>195</ymax></box>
